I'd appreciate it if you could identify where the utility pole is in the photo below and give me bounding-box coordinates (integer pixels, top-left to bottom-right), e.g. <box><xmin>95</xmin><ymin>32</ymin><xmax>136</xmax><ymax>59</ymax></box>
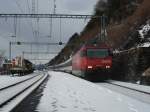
<box><xmin>9</xmin><ymin>42</ymin><xmax>12</xmax><ymax>61</ymax></box>
<box><xmin>22</xmin><ymin>51</ymin><xmax>25</xmax><ymax>67</ymax></box>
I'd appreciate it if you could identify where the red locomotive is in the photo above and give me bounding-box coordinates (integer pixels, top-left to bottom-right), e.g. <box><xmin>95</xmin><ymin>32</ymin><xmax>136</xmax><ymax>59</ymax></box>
<box><xmin>72</xmin><ymin>43</ymin><xmax>112</xmax><ymax>80</ymax></box>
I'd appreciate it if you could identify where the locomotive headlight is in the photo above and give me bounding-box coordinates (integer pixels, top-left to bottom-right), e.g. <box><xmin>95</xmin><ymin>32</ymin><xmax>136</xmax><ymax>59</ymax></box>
<box><xmin>88</xmin><ymin>66</ymin><xmax>93</xmax><ymax>69</ymax></box>
<box><xmin>106</xmin><ymin>66</ymin><xmax>110</xmax><ymax>69</ymax></box>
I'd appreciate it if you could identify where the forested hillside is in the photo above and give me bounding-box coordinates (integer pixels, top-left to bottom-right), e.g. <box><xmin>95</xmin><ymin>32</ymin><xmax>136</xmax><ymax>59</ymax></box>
<box><xmin>49</xmin><ymin>0</ymin><xmax>149</xmax><ymax>63</ymax></box>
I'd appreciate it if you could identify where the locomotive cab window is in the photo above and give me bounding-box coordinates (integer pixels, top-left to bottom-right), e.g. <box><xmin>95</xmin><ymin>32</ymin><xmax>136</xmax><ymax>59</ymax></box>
<box><xmin>87</xmin><ymin>49</ymin><xmax>109</xmax><ymax>58</ymax></box>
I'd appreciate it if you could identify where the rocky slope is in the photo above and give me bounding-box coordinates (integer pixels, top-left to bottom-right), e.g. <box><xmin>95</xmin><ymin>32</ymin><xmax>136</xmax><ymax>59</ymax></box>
<box><xmin>49</xmin><ymin>0</ymin><xmax>149</xmax><ymax>64</ymax></box>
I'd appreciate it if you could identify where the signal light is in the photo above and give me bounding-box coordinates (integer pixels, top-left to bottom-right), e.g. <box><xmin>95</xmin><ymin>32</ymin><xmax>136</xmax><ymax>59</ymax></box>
<box><xmin>106</xmin><ymin>66</ymin><xmax>110</xmax><ymax>68</ymax></box>
<box><xmin>17</xmin><ymin>41</ymin><xmax>21</xmax><ymax>45</ymax></box>
<box><xmin>88</xmin><ymin>66</ymin><xmax>93</xmax><ymax>69</ymax></box>
<box><xmin>59</xmin><ymin>42</ymin><xmax>63</xmax><ymax>45</ymax></box>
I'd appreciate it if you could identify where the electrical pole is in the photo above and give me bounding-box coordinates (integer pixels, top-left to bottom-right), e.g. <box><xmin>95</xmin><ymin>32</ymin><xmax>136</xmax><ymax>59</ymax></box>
<box><xmin>9</xmin><ymin>42</ymin><xmax>12</xmax><ymax>61</ymax></box>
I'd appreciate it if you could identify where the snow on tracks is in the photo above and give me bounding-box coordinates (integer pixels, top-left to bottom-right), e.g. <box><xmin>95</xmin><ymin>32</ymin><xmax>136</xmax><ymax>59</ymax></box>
<box><xmin>0</xmin><ymin>72</ymin><xmax>48</xmax><ymax>112</ymax></box>
<box><xmin>107</xmin><ymin>80</ymin><xmax>150</xmax><ymax>95</ymax></box>
<box><xmin>0</xmin><ymin>73</ymin><xmax>38</xmax><ymax>89</ymax></box>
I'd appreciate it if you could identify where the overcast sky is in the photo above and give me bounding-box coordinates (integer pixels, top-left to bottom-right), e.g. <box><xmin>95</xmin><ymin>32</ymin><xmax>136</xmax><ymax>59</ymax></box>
<box><xmin>0</xmin><ymin>0</ymin><xmax>98</xmax><ymax>64</ymax></box>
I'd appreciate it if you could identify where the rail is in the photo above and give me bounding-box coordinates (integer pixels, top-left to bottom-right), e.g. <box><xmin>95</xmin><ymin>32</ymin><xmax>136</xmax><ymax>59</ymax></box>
<box><xmin>0</xmin><ymin>73</ymin><xmax>48</xmax><ymax>112</ymax></box>
<box><xmin>106</xmin><ymin>80</ymin><xmax>150</xmax><ymax>95</ymax></box>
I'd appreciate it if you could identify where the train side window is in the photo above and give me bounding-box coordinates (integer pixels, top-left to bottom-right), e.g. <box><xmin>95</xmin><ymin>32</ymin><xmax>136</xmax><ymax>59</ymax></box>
<box><xmin>80</xmin><ymin>51</ymin><xmax>86</xmax><ymax>57</ymax></box>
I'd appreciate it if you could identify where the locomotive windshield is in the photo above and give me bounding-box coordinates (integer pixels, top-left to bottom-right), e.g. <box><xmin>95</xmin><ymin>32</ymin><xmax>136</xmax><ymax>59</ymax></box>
<box><xmin>87</xmin><ymin>49</ymin><xmax>109</xmax><ymax>58</ymax></box>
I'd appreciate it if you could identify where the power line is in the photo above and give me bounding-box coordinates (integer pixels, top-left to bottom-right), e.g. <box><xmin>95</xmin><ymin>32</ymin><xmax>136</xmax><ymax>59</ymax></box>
<box><xmin>15</xmin><ymin>0</ymin><xmax>35</xmax><ymax>39</ymax></box>
<box><xmin>48</xmin><ymin>0</ymin><xmax>53</xmax><ymax>38</ymax></box>
<box><xmin>26</xmin><ymin>0</ymin><xmax>35</xmax><ymax>38</ymax></box>
<box><xmin>53</xmin><ymin>0</ymin><xmax>56</xmax><ymax>14</ymax></box>
<box><xmin>15</xmin><ymin>0</ymin><xmax>24</xmax><ymax>13</ymax></box>
<box><xmin>2</xmin><ymin>18</ymin><xmax>13</xmax><ymax>38</ymax></box>
<box><xmin>23</xmin><ymin>51</ymin><xmax>58</xmax><ymax>54</ymax></box>
<box><xmin>0</xmin><ymin>14</ymin><xmax>97</xmax><ymax>19</ymax></box>
<box><xmin>32</xmin><ymin>0</ymin><xmax>36</xmax><ymax>41</ymax></box>
<box><xmin>37</xmin><ymin>0</ymin><xmax>39</xmax><ymax>14</ymax></box>
<box><xmin>11</xmin><ymin>16</ymin><xmax>17</xmax><ymax>38</ymax></box>
<box><xmin>32</xmin><ymin>0</ymin><xmax>38</xmax><ymax>14</ymax></box>
<box><xmin>18</xmin><ymin>18</ymin><xmax>21</xmax><ymax>38</ymax></box>
<box><xmin>32</xmin><ymin>0</ymin><xmax>36</xmax><ymax>14</ymax></box>
<box><xmin>25</xmin><ymin>58</ymin><xmax>51</xmax><ymax>60</ymax></box>
<box><xmin>10</xmin><ymin>41</ymin><xmax>66</xmax><ymax>45</ymax></box>
<box><xmin>48</xmin><ymin>17</ymin><xmax>53</xmax><ymax>38</ymax></box>
<box><xmin>26</xmin><ymin>0</ymin><xmax>31</xmax><ymax>14</ymax></box>
<box><xmin>13</xmin><ymin>0</ymin><xmax>23</xmax><ymax>38</ymax></box>
<box><xmin>0</xmin><ymin>13</ymin><xmax>96</xmax><ymax>39</ymax></box>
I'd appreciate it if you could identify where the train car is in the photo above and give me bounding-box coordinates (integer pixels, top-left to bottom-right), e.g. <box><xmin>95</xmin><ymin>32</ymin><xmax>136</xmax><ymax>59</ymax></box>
<box><xmin>72</xmin><ymin>44</ymin><xmax>112</xmax><ymax>80</ymax></box>
<box><xmin>10</xmin><ymin>59</ymin><xmax>34</xmax><ymax>76</ymax></box>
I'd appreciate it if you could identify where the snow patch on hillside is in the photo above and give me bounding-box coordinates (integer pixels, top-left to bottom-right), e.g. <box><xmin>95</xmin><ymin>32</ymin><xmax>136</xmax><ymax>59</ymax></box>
<box><xmin>139</xmin><ymin>23</ymin><xmax>150</xmax><ymax>39</ymax></box>
<box><xmin>138</xmin><ymin>21</ymin><xmax>150</xmax><ymax>47</ymax></box>
<box><xmin>138</xmin><ymin>42</ymin><xmax>150</xmax><ymax>47</ymax></box>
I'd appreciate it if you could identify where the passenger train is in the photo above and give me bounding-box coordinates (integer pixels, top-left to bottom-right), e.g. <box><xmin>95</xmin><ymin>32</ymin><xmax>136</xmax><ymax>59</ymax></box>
<box><xmin>72</xmin><ymin>43</ymin><xmax>112</xmax><ymax>80</ymax></box>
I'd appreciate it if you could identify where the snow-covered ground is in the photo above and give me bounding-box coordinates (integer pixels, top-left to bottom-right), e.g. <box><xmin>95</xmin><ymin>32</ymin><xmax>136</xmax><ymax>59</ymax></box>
<box><xmin>0</xmin><ymin>72</ymin><xmax>39</xmax><ymax>89</ymax></box>
<box><xmin>36</xmin><ymin>71</ymin><xmax>150</xmax><ymax>112</ymax></box>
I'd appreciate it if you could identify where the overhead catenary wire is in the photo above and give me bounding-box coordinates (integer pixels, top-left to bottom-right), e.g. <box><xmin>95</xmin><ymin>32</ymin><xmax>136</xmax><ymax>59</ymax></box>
<box><xmin>27</xmin><ymin>0</ymin><xmax>34</xmax><ymax>37</ymax></box>
<box><xmin>34</xmin><ymin>0</ymin><xmax>40</xmax><ymax>62</ymax></box>
<box><xmin>14</xmin><ymin>0</ymin><xmax>35</xmax><ymax>39</ymax></box>
<box><xmin>32</xmin><ymin>0</ymin><xmax>36</xmax><ymax>14</ymax></box>
<box><xmin>0</xmin><ymin>14</ymin><xmax>98</xmax><ymax>19</ymax></box>
<box><xmin>6</xmin><ymin>0</ymin><xmax>100</xmax><ymax>64</ymax></box>
<box><xmin>26</xmin><ymin>0</ymin><xmax>35</xmax><ymax>38</ymax></box>
<box><xmin>48</xmin><ymin>0</ymin><xmax>52</xmax><ymax>52</ymax></box>
<box><xmin>15</xmin><ymin>0</ymin><xmax>24</xmax><ymax>13</ymax></box>
<box><xmin>26</xmin><ymin>0</ymin><xmax>31</xmax><ymax>14</ymax></box>
<box><xmin>53</xmin><ymin>0</ymin><xmax>56</xmax><ymax>14</ymax></box>
<box><xmin>1</xmin><ymin>18</ymin><xmax>13</xmax><ymax>38</ymax></box>
<box><xmin>48</xmin><ymin>1</ymin><xmax>53</xmax><ymax>38</ymax></box>
<box><xmin>13</xmin><ymin>0</ymin><xmax>21</xmax><ymax>38</ymax></box>
<box><xmin>0</xmin><ymin>18</ymin><xmax>11</xmax><ymax>39</ymax></box>
<box><xmin>37</xmin><ymin>0</ymin><xmax>39</xmax><ymax>14</ymax></box>
<box><xmin>14</xmin><ymin>0</ymin><xmax>38</xmax><ymax>60</ymax></box>
<box><xmin>48</xmin><ymin>18</ymin><xmax>53</xmax><ymax>38</ymax></box>
<box><xmin>12</xmin><ymin>16</ymin><xmax>17</xmax><ymax>38</ymax></box>
<box><xmin>18</xmin><ymin>17</ymin><xmax>21</xmax><ymax>38</ymax></box>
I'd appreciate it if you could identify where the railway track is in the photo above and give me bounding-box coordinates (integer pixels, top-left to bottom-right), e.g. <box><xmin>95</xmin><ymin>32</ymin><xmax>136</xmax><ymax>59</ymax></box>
<box><xmin>0</xmin><ymin>75</ymin><xmax>38</xmax><ymax>91</ymax></box>
<box><xmin>96</xmin><ymin>81</ymin><xmax>150</xmax><ymax>104</ymax></box>
<box><xmin>0</xmin><ymin>72</ymin><xmax>48</xmax><ymax>112</ymax></box>
<box><xmin>106</xmin><ymin>81</ymin><xmax>150</xmax><ymax>95</ymax></box>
